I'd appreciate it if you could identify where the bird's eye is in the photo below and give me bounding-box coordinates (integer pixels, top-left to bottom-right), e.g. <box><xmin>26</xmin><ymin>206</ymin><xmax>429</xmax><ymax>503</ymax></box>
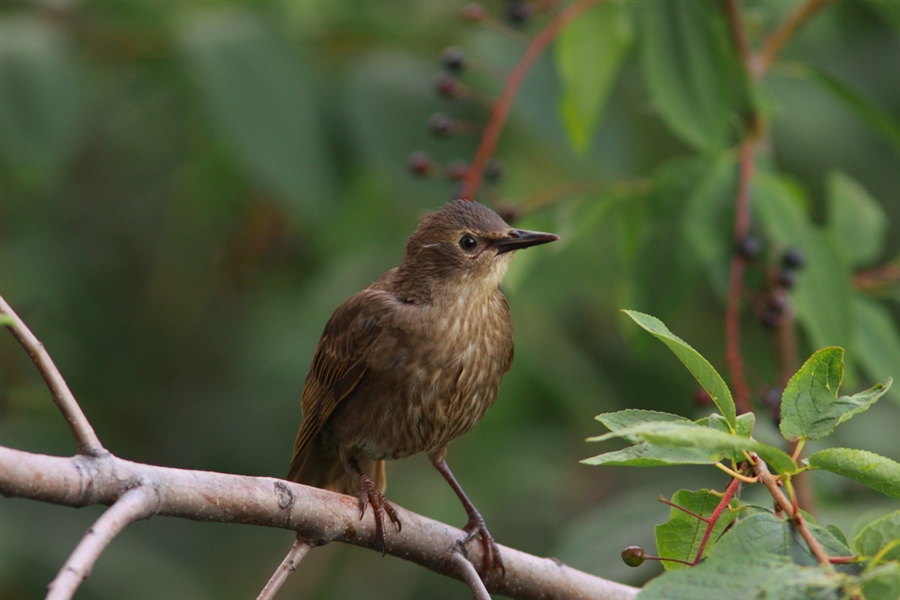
<box><xmin>458</xmin><ymin>235</ymin><xmax>478</xmax><ymax>252</ymax></box>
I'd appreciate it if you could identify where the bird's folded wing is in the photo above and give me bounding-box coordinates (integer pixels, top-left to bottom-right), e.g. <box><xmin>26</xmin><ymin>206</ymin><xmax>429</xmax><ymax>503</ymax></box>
<box><xmin>291</xmin><ymin>288</ymin><xmax>397</xmax><ymax>460</ymax></box>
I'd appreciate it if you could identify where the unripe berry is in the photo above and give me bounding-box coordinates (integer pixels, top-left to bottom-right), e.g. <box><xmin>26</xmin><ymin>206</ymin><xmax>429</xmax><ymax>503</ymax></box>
<box><xmin>408</xmin><ymin>151</ymin><xmax>434</xmax><ymax>176</ymax></box>
<box><xmin>622</xmin><ymin>546</ymin><xmax>645</xmax><ymax>567</ymax></box>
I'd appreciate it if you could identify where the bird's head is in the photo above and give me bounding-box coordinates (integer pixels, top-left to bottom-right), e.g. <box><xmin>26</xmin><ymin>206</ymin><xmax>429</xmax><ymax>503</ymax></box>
<box><xmin>395</xmin><ymin>199</ymin><xmax>558</xmax><ymax>302</ymax></box>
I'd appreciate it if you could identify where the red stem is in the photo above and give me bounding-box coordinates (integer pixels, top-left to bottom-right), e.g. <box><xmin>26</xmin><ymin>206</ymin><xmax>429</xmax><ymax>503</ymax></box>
<box><xmin>460</xmin><ymin>0</ymin><xmax>603</xmax><ymax>201</ymax></box>
<box><xmin>691</xmin><ymin>477</ymin><xmax>742</xmax><ymax>565</ymax></box>
<box><xmin>724</xmin><ymin>133</ymin><xmax>758</xmax><ymax>414</ymax></box>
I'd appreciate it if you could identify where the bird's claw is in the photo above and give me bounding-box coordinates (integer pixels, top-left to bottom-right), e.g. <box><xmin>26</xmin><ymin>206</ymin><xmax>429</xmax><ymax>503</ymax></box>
<box><xmin>460</xmin><ymin>511</ymin><xmax>505</xmax><ymax>577</ymax></box>
<box><xmin>356</xmin><ymin>476</ymin><xmax>401</xmax><ymax>556</ymax></box>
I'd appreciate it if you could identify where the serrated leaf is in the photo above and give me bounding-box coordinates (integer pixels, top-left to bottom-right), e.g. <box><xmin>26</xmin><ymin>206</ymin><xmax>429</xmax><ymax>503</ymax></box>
<box><xmin>178</xmin><ymin>11</ymin><xmax>334</xmax><ymax>218</ymax></box>
<box><xmin>582</xmin><ymin>442</ymin><xmax>720</xmax><ymax>467</ymax></box>
<box><xmin>808</xmin><ymin>67</ymin><xmax>900</xmax><ymax>155</ymax></box>
<box><xmin>622</xmin><ymin>311</ymin><xmax>736</xmax><ymax>429</ymax></box>
<box><xmin>827</xmin><ymin>171</ymin><xmax>889</xmax><ymax>267</ymax></box>
<box><xmin>589</xmin><ymin>421</ymin><xmax>797</xmax><ymax>474</ymax></box>
<box><xmin>780</xmin><ymin>347</ymin><xmax>892</xmax><ymax>441</ymax></box>
<box><xmin>854</xmin><ymin>511</ymin><xmax>900</xmax><ymax>561</ymax></box>
<box><xmin>655</xmin><ymin>489</ymin><xmax>739</xmax><ymax>571</ymax></box>
<box><xmin>637</xmin><ymin>2</ymin><xmax>739</xmax><ymax>151</ymax></box>
<box><xmin>807</xmin><ymin>448</ymin><xmax>900</xmax><ymax>499</ymax></box>
<box><xmin>854</xmin><ymin>297</ymin><xmax>900</xmax><ymax>404</ymax></box>
<box><xmin>555</xmin><ymin>1</ymin><xmax>632</xmax><ymax>153</ymax></box>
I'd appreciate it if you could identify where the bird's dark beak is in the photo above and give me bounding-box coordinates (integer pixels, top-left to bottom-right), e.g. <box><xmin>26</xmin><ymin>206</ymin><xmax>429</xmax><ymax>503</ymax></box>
<box><xmin>493</xmin><ymin>229</ymin><xmax>560</xmax><ymax>254</ymax></box>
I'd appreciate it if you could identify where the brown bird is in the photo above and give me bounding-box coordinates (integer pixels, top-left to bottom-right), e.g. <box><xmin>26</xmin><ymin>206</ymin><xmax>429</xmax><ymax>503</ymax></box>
<box><xmin>287</xmin><ymin>199</ymin><xmax>558</xmax><ymax>572</ymax></box>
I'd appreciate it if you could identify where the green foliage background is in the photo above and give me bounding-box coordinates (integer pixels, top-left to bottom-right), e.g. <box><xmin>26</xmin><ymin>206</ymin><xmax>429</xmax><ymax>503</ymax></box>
<box><xmin>1</xmin><ymin>1</ymin><xmax>898</xmax><ymax>598</ymax></box>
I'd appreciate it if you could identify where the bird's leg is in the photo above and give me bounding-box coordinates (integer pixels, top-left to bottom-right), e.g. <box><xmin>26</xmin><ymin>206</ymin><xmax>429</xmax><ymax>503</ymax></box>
<box><xmin>429</xmin><ymin>449</ymin><xmax>504</xmax><ymax>576</ymax></box>
<box><xmin>342</xmin><ymin>455</ymin><xmax>401</xmax><ymax>555</ymax></box>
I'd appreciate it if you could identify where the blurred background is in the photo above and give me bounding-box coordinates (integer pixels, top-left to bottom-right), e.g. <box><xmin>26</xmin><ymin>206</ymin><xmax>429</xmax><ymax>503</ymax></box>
<box><xmin>1</xmin><ymin>1</ymin><xmax>898</xmax><ymax>598</ymax></box>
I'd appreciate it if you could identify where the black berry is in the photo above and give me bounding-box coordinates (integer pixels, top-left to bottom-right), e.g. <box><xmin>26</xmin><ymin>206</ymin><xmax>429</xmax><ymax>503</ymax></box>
<box><xmin>781</xmin><ymin>247</ymin><xmax>805</xmax><ymax>269</ymax></box>
<box><xmin>408</xmin><ymin>151</ymin><xmax>434</xmax><ymax>176</ymax></box>
<box><xmin>495</xmin><ymin>201</ymin><xmax>520</xmax><ymax>224</ymax></box>
<box><xmin>622</xmin><ymin>546</ymin><xmax>645</xmax><ymax>568</ymax></box>
<box><xmin>777</xmin><ymin>269</ymin><xmax>797</xmax><ymax>289</ymax></box>
<box><xmin>505</xmin><ymin>0</ymin><xmax>532</xmax><ymax>25</ymax></box>
<box><xmin>485</xmin><ymin>159</ymin><xmax>504</xmax><ymax>182</ymax></box>
<box><xmin>759</xmin><ymin>306</ymin><xmax>782</xmax><ymax>329</ymax></box>
<box><xmin>441</xmin><ymin>47</ymin><xmax>466</xmax><ymax>73</ymax></box>
<box><xmin>735</xmin><ymin>236</ymin><xmax>761</xmax><ymax>260</ymax></box>
<box><xmin>429</xmin><ymin>113</ymin><xmax>454</xmax><ymax>137</ymax></box>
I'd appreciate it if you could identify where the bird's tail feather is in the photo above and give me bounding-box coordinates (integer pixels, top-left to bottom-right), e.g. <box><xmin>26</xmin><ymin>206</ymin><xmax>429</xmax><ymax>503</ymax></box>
<box><xmin>287</xmin><ymin>435</ymin><xmax>386</xmax><ymax>495</ymax></box>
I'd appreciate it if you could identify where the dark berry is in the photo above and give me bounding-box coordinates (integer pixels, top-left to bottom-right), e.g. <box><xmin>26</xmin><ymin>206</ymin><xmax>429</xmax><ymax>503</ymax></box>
<box><xmin>429</xmin><ymin>112</ymin><xmax>454</xmax><ymax>137</ymax></box>
<box><xmin>461</xmin><ymin>3</ymin><xmax>486</xmax><ymax>22</ymax></box>
<box><xmin>505</xmin><ymin>0</ymin><xmax>532</xmax><ymax>25</ymax></box>
<box><xmin>781</xmin><ymin>247</ymin><xmax>805</xmax><ymax>269</ymax></box>
<box><xmin>434</xmin><ymin>72</ymin><xmax>462</xmax><ymax>98</ymax></box>
<box><xmin>622</xmin><ymin>546</ymin><xmax>645</xmax><ymax>568</ymax></box>
<box><xmin>495</xmin><ymin>201</ymin><xmax>520</xmax><ymax>224</ymax></box>
<box><xmin>766</xmin><ymin>293</ymin><xmax>788</xmax><ymax>313</ymax></box>
<box><xmin>694</xmin><ymin>388</ymin><xmax>713</xmax><ymax>406</ymax></box>
<box><xmin>777</xmin><ymin>269</ymin><xmax>797</xmax><ymax>289</ymax></box>
<box><xmin>446</xmin><ymin>159</ymin><xmax>469</xmax><ymax>181</ymax></box>
<box><xmin>441</xmin><ymin>47</ymin><xmax>466</xmax><ymax>72</ymax></box>
<box><xmin>407</xmin><ymin>151</ymin><xmax>434</xmax><ymax>176</ymax></box>
<box><xmin>763</xmin><ymin>387</ymin><xmax>782</xmax><ymax>411</ymax></box>
<box><xmin>759</xmin><ymin>306</ymin><xmax>782</xmax><ymax>329</ymax></box>
<box><xmin>735</xmin><ymin>236</ymin><xmax>761</xmax><ymax>260</ymax></box>
<box><xmin>485</xmin><ymin>158</ymin><xmax>504</xmax><ymax>182</ymax></box>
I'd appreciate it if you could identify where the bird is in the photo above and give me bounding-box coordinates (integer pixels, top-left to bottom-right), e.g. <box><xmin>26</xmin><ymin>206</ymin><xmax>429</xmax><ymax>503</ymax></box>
<box><xmin>287</xmin><ymin>198</ymin><xmax>558</xmax><ymax>573</ymax></box>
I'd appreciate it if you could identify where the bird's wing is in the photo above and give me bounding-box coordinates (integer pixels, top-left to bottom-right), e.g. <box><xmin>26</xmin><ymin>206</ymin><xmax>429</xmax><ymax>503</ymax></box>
<box><xmin>290</xmin><ymin>288</ymin><xmax>396</xmax><ymax>464</ymax></box>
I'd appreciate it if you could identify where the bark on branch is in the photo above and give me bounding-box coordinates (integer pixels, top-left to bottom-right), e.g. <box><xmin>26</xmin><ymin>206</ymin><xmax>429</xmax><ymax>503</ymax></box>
<box><xmin>1</xmin><ymin>446</ymin><xmax>638</xmax><ymax>600</ymax></box>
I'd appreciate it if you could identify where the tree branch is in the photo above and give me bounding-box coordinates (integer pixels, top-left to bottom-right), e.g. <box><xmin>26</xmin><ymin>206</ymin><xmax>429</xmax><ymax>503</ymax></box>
<box><xmin>257</xmin><ymin>536</ymin><xmax>314</xmax><ymax>600</ymax></box>
<box><xmin>0</xmin><ymin>296</ymin><xmax>105</xmax><ymax>456</ymax></box>
<box><xmin>1</xmin><ymin>447</ymin><xmax>639</xmax><ymax>600</ymax></box>
<box><xmin>47</xmin><ymin>486</ymin><xmax>159</xmax><ymax>600</ymax></box>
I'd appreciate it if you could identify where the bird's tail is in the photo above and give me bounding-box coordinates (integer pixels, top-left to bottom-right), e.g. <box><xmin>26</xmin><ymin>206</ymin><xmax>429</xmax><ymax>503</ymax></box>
<box><xmin>287</xmin><ymin>434</ymin><xmax>386</xmax><ymax>495</ymax></box>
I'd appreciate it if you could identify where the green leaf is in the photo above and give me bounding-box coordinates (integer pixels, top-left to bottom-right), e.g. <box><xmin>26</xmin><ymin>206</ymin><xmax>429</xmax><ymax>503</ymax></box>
<box><xmin>655</xmin><ymin>489</ymin><xmax>739</xmax><ymax>570</ymax></box>
<box><xmin>589</xmin><ymin>421</ymin><xmax>797</xmax><ymax>474</ymax></box>
<box><xmin>861</xmin><ymin>562</ymin><xmax>900</xmax><ymax>600</ymax></box>
<box><xmin>807</xmin><ymin>448</ymin><xmax>900</xmax><ymax>499</ymax></box>
<box><xmin>596</xmin><ymin>409</ymin><xmax>691</xmax><ymax>435</ymax></box>
<box><xmin>780</xmin><ymin>347</ymin><xmax>892</xmax><ymax>441</ymax></box>
<box><xmin>178</xmin><ymin>11</ymin><xmax>334</xmax><ymax>218</ymax></box>
<box><xmin>622</xmin><ymin>311</ymin><xmax>737</xmax><ymax>429</ymax></box>
<box><xmin>827</xmin><ymin>171</ymin><xmax>889</xmax><ymax>267</ymax></box>
<box><xmin>637</xmin><ymin>2</ymin><xmax>739</xmax><ymax>151</ymax></box>
<box><xmin>808</xmin><ymin>67</ymin><xmax>900</xmax><ymax>155</ymax></box>
<box><xmin>0</xmin><ymin>16</ymin><xmax>84</xmax><ymax>190</ymax></box>
<box><xmin>709</xmin><ymin>412</ymin><xmax>756</xmax><ymax>462</ymax></box>
<box><xmin>854</xmin><ymin>511</ymin><xmax>900</xmax><ymax>561</ymax></box>
<box><xmin>581</xmin><ymin>442</ymin><xmax>720</xmax><ymax>467</ymax></box>
<box><xmin>854</xmin><ymin>297</ymin><xmax>900</xmax><ymax>404</ymax></box>
<box><xmin>555</xmin><ymin>2</ymin><xmax>633</xmax><ymax>153</ymax></box>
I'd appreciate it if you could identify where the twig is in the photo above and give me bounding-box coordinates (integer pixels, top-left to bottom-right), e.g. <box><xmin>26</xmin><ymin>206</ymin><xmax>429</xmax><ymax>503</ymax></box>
<box><xmin>450</xmin><ymin>550</ymin><xmax>491</xmax><ymax>600</ymax></box>
<box><xmin>46</xmin><ymin>486</ymin><xmax>158</xmax><ymax>600</ymax></box>
<box><xmin>752</xmin><ymin>458</ymin><xmax>834</xmax><ymax>569</ymax></box>
<box><xmin>1</xmin><ymin>447</ymin><xmax>639</xmax><ymax>600</ymax></box>
<box><xmin>460</xmin><ymin>0</ymin><xmax>604</xmax><ymax>201</ymax></box>
<box><xmin>720</xmin><ymin>0</ymin><xmax>752</xmax><ymax>72</ymax></box>
<box><xmin>758</xmin><ymin>0</ymin><xmax>832</xmax><ymax>76</ymax></box>
<box><xmin>689</xmin><ymin>477</ymin><xmax>741</xmax><ymax>566</ymax></box>
<box><xmin>0</xmin><ymin>296</ymin><xmax>105</xmax><ymax>456</ymax></box>
<box><xmin>724</xmin><ymin>134</ymin><xmax>759</xmax><ymax>414</ymax></box>
<box><xmin>257</xmin><ymin>536</ymin><xmax>314</xmax><ymax>600</ymax></box>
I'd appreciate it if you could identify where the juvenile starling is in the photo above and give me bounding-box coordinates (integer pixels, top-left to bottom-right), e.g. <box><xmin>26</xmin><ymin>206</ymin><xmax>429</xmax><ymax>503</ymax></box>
<box><xmin>287</xmin><ymin>199</ymin><xmax>558</xmax><ymax>572</ymax></box>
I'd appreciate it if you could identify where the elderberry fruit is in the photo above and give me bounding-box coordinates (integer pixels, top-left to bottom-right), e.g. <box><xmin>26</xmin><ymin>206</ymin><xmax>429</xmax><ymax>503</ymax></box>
<box><xmin>735</xmin><ymin>236</ymin><xmax>761</xmax><ymax>260</ymax></box>
<box><xmin>781</xmin><ymin>247</ymin><xmax>805</xmax><ymax>269</ymax></box>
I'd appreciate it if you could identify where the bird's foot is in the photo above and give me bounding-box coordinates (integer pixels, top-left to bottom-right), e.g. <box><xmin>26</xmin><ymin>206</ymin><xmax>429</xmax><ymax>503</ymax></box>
<box><xmin>460</xmin><ymin>511</ymin><xmax>504</xmax><ymax>577</ymax></box>
<box><xmin>356</xmin><ymin>474</ymin><xmax>401</xmax><ymax>555</ymax></box>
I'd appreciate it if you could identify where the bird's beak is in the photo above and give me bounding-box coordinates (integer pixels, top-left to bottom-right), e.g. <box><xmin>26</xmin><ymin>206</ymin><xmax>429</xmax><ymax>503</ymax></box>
<box><xmin>493</xmin><ymin>229</ymin><xmax>560</xmax><ymax>254</ymax></box>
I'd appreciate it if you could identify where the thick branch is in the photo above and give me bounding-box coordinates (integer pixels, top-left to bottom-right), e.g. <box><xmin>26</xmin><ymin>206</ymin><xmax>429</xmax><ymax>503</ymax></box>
<box><xmin>0</xmin><ymin>296</ymin><xmax>105</xmax><ymax>456</ymax></box>
<box><xmin>1</xmin><ymin>447</ymin><xmax>638</xmax><ymax>600</ymax></box>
